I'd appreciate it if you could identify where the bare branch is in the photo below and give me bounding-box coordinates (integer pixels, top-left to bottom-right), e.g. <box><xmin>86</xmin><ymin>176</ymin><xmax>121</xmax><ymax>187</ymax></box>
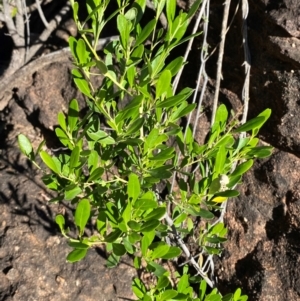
<box><xmin>15</xmin><ymin>0</ymin><xmax>25</xmax><ymax>45</ymax></box>
<box><xmin>0</xmin><ymin>12</ymin><xmax>5</xmax><ymax>22</ymax></box>
<box><xmin>240</xmin><ymin>0</ymin><xmax>250</xmax><ymax>127</ymax></box>
<box><xmin>22</xmin><ymin>0</ymin><xmax>31</xmax><ymax>61</ymax></box>
<box><xmin>27</xmin><ymin>1</ymin><xmax>71</xmax><ymax>62</ymax></box>
<box><xmin>163</xmin><ymin>210</ymin><xmax>214</xmax><ymax>288</ymax></box>
<box><xmin>3</xmin><ymin>0</ymin><xmax>17</xmax><ymax>44</ymax></box>
<box><xmin>35</xmin><ymin>0</ymin><xmax>50</xmax><ymax>28</ymax></box>
<box><xmin>211</xmin><ymin>0</ymin><xmax>231</xmax><ymax>126</ymax></box>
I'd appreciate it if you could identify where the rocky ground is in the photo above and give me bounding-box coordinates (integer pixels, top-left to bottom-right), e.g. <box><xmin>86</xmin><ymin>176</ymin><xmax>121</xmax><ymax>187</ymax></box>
<box><xmin>1</xmin><ymin>0</ymin><xmax>300</xmax><ymax>300</ymax></box>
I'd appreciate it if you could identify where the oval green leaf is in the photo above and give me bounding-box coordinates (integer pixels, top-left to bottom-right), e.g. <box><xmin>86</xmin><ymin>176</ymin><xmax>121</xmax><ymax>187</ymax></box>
<box><xmin>112</xmin><ymin>243</ymin><xmax>126</xmax><ymax>256</ymax></box>
<box><xmin>40</xmin><ymin>151</ymin><xmax>60</xmax><ymax>174</ymax></box>
<box><xmin>75</xmin><ymin>199</ymin><xmax>90</xmax><ymax>236</ymax></box>
<box><xmin>128</xmin><ymin>173</ymin><xmax>140</xmax><ymax>203</ymax></box>
<box><xmin>140</xmin><ymin>219</ymin><xmax>160</xmax><ymax>232</ymax></box>
<box><xmin>18</xmin><ymin>134</ymin><xmax>33</xmax><ymax>157</ymax></box>
<box><xmin>67</xmin><ymin>248</ymin><xmax>88</xmax><ymax>263</ymax></box>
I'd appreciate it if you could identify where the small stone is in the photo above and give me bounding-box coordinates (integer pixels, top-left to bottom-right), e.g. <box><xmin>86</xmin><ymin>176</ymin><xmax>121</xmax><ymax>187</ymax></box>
<box><xmin>6</xmin><ymin>268</ymin><xmax>19</xmax><ymax>281</ymax></box>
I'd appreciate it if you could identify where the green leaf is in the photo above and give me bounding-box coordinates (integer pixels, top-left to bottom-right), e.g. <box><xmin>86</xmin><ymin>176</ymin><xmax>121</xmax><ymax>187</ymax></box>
<box><xmin>132</xmin><ymin>278</ymin><xmax>146</xmax><ymax>299</ymax></box>
<box><xmin>141</xmin><ymin>230</ymin><xmax>155</xmax><ymax>256</ymax></box>
<box><xmin>125</xmin><ymin>117</ymin><xmax>145</xmax><ymax>136</ymax></box>
<box><xmin>140</xmin><ymin>219</ymin><xmax>160</xmax><ymax>232</ymax></box>
<box><xmin>126</xmin><ymin>65</ymin><xmax>135</xmax><ymax>87</ymax></box>
<box><xmin>123</xmin><ymin>237</ymin><xmax>134</xmax><ymax>254</ymax></box>
<box><xmin>87</xmin><ymin>130</ymin><xmax>115</xmax><ymax>144</ymax></box>
<box><xmin>18</xmin><ymin>134</ymin><xmax>33</xmax><ymax>157</ymax></box>
<box><xmin>151</xmin><ymin>244</ymin><xmax>170</xmax><ymax>260</ymax></box>
<box><xmin>128</xmin><ymin>173</ymin><xmax>140</xmax><ymax>203</ymax></box>
<box><xmin>144</xmin><ymin>207</ymin><xmax>166</xmax><ymax>221</ymax></box>
<box><xmin>68</xmin><ymin>241</ymin><xmax>89</xmax><ymax>249</ymax></box>
<box><xmin>97</xmin><ymin>211</ymin><xmax>106</xmax><ymax>235</ymax></box>
<box><xmin>165</xmin><ymin>56</ymin><xmax>184</xmax><ymax>76</ymax></box>
<box><xmin>69</xmin><ymin>146</ymin><xmax>80</xmax><ymax>170</ymax></box>
<box><xmin>68</xmin><ymin>36</ymin><xmax>78</xmax><ymax>62</ymax></box>
<box><xmin>128</xmin><ymin>220</ymin><xmax>141</xmax><ymax>231</ymax></box>
<box><xmin>95</xmin><ymin>60</ymin><xmax>108</xmax><ymax>74</ymax></box>
<box><xmin>76</xmin><ymin>38</ymin><xmax>87</xmax><ymax>64</ymax></box>
<box><xmin>214</xmin><ymin>104</ymin><xmax>228</xmax><ymax>127</ymax></box>
<box><xmin>117</xmin><ymin>14</ymin><xmax>130</xmax><ymax>50</ymax></box>
<box><xmin>185</xmin><ymin>207</ymin><xmax>214</xmax><ymax>219</ymax></box>
<box><xmin>105</xmin><ymin>203</ymin><xmax>120</xmax><ymax>225</ymax></box>
<box><xmin>156</xmin><ymin>69</ymin><xmax>172</xmax><ymax>99</ymax></box>
<box><xmin>55</xmin><ymin>215</ymin><xmax>65</xmax><ymax>232</ymax></box>
<box><xmin>246</xmin><ymin>146</ymin><xmax>273</xmax><ymax>158</ymax></box>
<box><xmin>64</xmin><ymin>184</ymin><xmax>82</xmax><ymax>200</ymax></box>
<box><xmin>57</xmin><ymin>112</ymin><xmax>67</xmax><ymax>132</ymax></box>
<box><xmin>156</xmin><ymin>275</ymin><xmax>170</xmax><ymax>290</ymax></box>
<box><xmin>157</xmin><ymin>88</ymin><xmax>193</xmax><ymax>108</ymax></box>
<box><xmin>68</xmin><ymin>99</ymin><xmax>79</xmax><ymax>132</ymax></box>
<box><xmin>205</xmin><ymin>294</ymin><xmax>222</xmax><ymax>301</ymax></box>
<box><xmin>160</xmin><ymin>289</ymin><xmax>178</xmax><ymax>300</ymax></box>
<box><xmin>67</xmin><ymin>248</ymin><xmax>88</xmax><ymax>262</ymax></box>
<box><xmin>199</xmin><ymin>280</ymin><xmax>207</xmax><ymax>301</ymax></box>
<box><xmin>133</xmin><ymin>198</ymin><xmax>158</xmax><ymax>210</ymax></box>
<box><xmin>160</xmin><ymin>246</ymin><xmax>181</xmax><ymax>259</ymax></box>
<box><xmin>105</xmin><ymin>229</ymin><xmax>122</xmax><ymax>243</ymax></box>
<box><xmin>135</xmin><ymin>19</ymin><xmax>156</xmax><ymax>46</ymax></box>
<box><xmin>144</xmin><ymin>128</ymin><xmax>159</xmax><ymax>152</ymax></box>
<box><xmin>234</xmin><ymin>116</ymin><xmax>265</xmax><ymax>133</ymax></box>
<box><xmin>75</xmin><ymin>199</ymin><xmax>90</xmax><ymax>236</ymax></box>
<box><xmin>112</xmin><ymin>243</ymin><xmax>126</xmax><ymax>256</ymax></box>
<box><xmin>166</xmin><ymin>0</ymin><xmax>176</xmax><ymax>22</ymax></box>
<box><xmin>40</xmin><ymin>151</ymin><xmax>60</xmax><ymax>173</ymax></box>
<box><xmin>125</xmin><ymin>7</ymin><xmax>137</xmax><ymax>20</ymax></box>
<box><xmin>156</xmin><ymin>0</ymin><xmax>166</xmax><ymax>20</ymax></box>
<box><xmin>88</xmin><ymin>167</ymin><xmax>104</xmax><ymax>182</ymax></box>
<box><xmin>148</xmin><ymin>261</ymin><xmax>167</xmax><ymax>277</ymax></box>
<box><xmin>148</xmin><ymin>165</ymin><xmax>173</xmax><ymax>179</ymax></box>
<box><xmin>177</xmin><ymin>274</ymin><xmax>189</xmax><ymax>293</ymax></box>
<box><xmin>187</xmin><ymin>0</ymin><xmax>202</xmax><ymax>19</ymax></box>
<box><xmin>231</xmin><ymin>160</ymin><xmax>253</xmax><ymax>177</ymax></box>
<box><xmin>116</xmin><ymin>95</ymin><xmax>143</xmax><ymax>123</ymax></box>
<box><xmin>72</xmin><ymin>69</ymin><xmax>92</xmax><ymax>98</ymax></box>
<box><xmin>170</xmin><ymin>103</ymin><xmax>196</xmax><ymax>122</ymax></box>
<box><xmin>88</xmin><ymin>150</ymin><xmax>98</xmax><ymax>173</ymax></box>
<box><xmin>55</xmin><ymin>128</ymin><xmax>72</xmax><ymax>148</ymax></box>
<box><xmin>214</xmin><ymin>146</ymin><xmax>227</xmax><ymax>174</ymax></box>
<box><xmin>106</xmin><ymin>253</ymin><xmax>120</xmax><ymax>268</ymax></box>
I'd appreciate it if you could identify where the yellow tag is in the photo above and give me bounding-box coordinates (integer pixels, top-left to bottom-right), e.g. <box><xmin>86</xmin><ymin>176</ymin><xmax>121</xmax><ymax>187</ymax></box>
<box><xmin>212</xmin><ymin>196</ymin><xmax>228</xmax><ymax>203</ymax></box>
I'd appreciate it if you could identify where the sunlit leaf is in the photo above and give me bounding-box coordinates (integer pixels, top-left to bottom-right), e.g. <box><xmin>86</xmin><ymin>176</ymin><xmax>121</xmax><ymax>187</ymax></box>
<box><xmin>18</xmin><ymin>134</ymin><xmax>33</xmax><ymax>157</ymax></box>
<box><xmin>67</xmin><ymin>248</ymin><xmax>88</xmax><ymax>262</ymax></box>
<box><xmin>75</xmin><ymin>199</ymin><xmax>90</xmax><ymax>236</ymax></box>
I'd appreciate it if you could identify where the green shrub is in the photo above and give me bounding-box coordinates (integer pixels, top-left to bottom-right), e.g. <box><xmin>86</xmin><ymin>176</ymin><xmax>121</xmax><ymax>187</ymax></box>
<box><xmin>18</xmin><ymin>0</ymin><xmax>272</xmax><ymax>300</ymax></box>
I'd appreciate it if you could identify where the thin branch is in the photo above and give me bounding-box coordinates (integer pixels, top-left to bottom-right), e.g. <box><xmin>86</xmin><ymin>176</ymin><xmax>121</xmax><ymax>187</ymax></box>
<box><xmin>240</xmin><ymin>0</ymin><xmax>250</xmax><ymax>128</ymax></box>
<box><xmin>211</xmin><ymin>0</ymin><xmax>231</xmax><ymax>126</ymax></box>
<box><xmin>0</xmin><ymin>12</ymin><xmax>5</xmax><ymax>22</ymax></box>
<box><xmin>27</xmin><ymin>1</ymin><xmax>71</xmax><ymax>62</ymax></box>
<box><xmin>170</xmin><ymin>0</ymin><xmax>209</xmax><ymax>192</ymax></box>
<box><xmin>3</xmin><ymin>0</ymin><xmax>18</xmax><ymax>45</ymax></box>
<box><xmin>163</xmin><ymin>210</ymin><xmax>214</xmax><ymax>288</ymax></box>
<box><xmin>173</xmin><ymin>0</ymin><xmax>209</xmax><ymax>93</ymax></box>
<box><xmin>22</xmin><ymin>0</ymin><xmax>31</xmax><ymax>61</ymax></box>
<box><xmin>15</xmin><ymin>0</ymin><xmax>25</xmax><ymax>45</ymax></box>
<box><xmin>35</xmin><ymin>0</ymin><xmax>50</xmax><ymax>28</ymax></box>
